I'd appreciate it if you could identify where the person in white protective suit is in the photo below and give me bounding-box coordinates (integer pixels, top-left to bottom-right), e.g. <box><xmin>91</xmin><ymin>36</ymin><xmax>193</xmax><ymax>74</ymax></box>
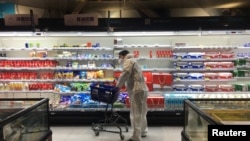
<box><xmin>116</xmin><ymin>50</ymin><xmax>148</xmax><ymax>141</ymax></box>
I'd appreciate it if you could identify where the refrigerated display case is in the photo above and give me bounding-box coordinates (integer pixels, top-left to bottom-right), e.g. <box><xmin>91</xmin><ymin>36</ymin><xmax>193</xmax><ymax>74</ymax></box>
<box><xmin>1</xmin><ymin>31</ymin><xmax>250</xmax><ymax>125</ymax></box>
<box><xmin>0</xmin><ymin>98</ymin><xmax>52</xmax><ymax>141</ymax></box>
<box><xmin>181</xmin><ymin>98</ymin><xmax>250</xmax><ymax>141</ymax></box>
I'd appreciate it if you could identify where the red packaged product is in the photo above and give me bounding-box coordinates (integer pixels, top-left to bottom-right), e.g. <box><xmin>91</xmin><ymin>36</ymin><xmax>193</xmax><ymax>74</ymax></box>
<box><xmin>217</xmin><ymin>72</ymin><xmax>233</xmax><ymax>79</ymax></box>
<box><xmin>204</xmin><ymin>62</ymin><xmax>219</xmax><ymax>69</ymax></box>
<box><xmin>219</xmin><ymin>62</ymin><xmax>234</xmax><ymax>68</ymax></box>
<box><xmin>125</xmin><ymin>95</ymin><xmax>164</xmax><ymax>108</ymax></box>
<box><xmin>204</xmin><ymin>73</ymin><xmax>218</xmax><ymax>80</ymax></box>
<box><xmin>146</xmin><ymin>82</ymin><xmax>153</xmax><ymax>91</ymax></box>
<box><xmin>205</xmin><ymin>52</ymin><xmax>220</xmax><ymax>59</ymax></box>
<box><xmin>219</xmin><ymin>52</ymin><xmax>234</xmax><ymax>58</ymax></box>
<box><xmin>152</xmin><ymin>73</ymin><xmax>172</xmax><ymax>88</ymax></box>
<box><xmin>204</xmin><ymin>85</ymin><xmax>219</xmax><ymax>92</ymax></box>
<box><xmin>219</xmin><ymin>85</ymin><xmax>234</xmax><ymax>92</ymax></box>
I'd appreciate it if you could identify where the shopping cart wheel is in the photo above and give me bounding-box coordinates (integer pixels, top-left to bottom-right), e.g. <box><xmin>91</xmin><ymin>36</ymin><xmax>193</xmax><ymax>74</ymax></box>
<box><xmin>125</xmin><ymin>126</ymin><xmax>129</xmax><ymax>132</ymax></box>
<box><xmin>120</xmin><ymin>134</ymin><xmax>124</xmax><ymax>140</ymax></box>
<box><xmin>95</xmin><ymin>131</ymin><xmax>100</xmax><ymax>136</ymax></box>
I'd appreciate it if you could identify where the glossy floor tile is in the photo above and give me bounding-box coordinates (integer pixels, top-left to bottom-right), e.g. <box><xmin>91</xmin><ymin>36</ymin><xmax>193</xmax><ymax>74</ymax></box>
<box><xmin>51</xmin><ymin>126</ymin><xmax>182</xmax><ymax>141</ymax></box>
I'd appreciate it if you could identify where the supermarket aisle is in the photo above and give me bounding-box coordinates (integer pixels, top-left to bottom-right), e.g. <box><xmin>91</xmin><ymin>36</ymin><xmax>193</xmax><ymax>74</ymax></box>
<box><xmin>51</xmin><ymin>126</ymin><xmax>182</xmax><ymax>141</ymax></box>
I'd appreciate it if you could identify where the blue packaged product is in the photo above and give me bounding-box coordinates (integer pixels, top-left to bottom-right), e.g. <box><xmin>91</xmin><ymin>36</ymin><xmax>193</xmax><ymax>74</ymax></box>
<box><xmin>188</xmin><ymin>73</ymin><xmax>204</xmax><ymax>79</ymax></box>
<box><xmin>80</xmin><ymin>71</ymin><xmax>87</xmax><ymax>79</ymax></box>
<box><xmin>187</xmin><ymin>52</ymin><xmax>205</xmax><ymax>59</ymax></box>
<box><xmin>173</xmin><ymin>52</ymin><xmax>188</xmax><ymax>59</ymax></box>
<box><xmin>189</xmin><ymin>62</ymin><xmax>204</xmax><ymax>69</ymax></box>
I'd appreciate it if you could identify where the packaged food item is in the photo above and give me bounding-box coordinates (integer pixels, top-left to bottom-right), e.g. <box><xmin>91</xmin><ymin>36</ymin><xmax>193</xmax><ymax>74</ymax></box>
<box><xmin>173</xmin><ymin>73</ymin><xmax>189</xmax><ymax>80</ymax></box>
<box><xmin>219</xmin><ymin>52</ymin><xmax>234</xmax><ymax>58</ymax></box>
<box><xmin>173</xmin><ymin>52</ymin><xmax>188</xmax><ymax>59</ymax></box>
<box><xmin>173</xmin><ymin>62</ymin><xmax>189</xmax><ymax>69</ymax></box>
<box><xmin>188</xmin><ymin>73</ymin><xmax>204</xmax><ymax>80</ymax></box>
<box><xmin>204</xmin><ymin>85</ymin><xmax>219</xmax><ymax>92</ymax></box>
<box><xmin>204</xmin><ymin>62</ymin><xmax>219</xmax><ymax>69</ymax></box>
<box><xmin>219</xmin><ymin>84</ymin><xmax>234</xmax><ymax>92</ymax></box>
<box><xmin>96</xmin><ymin>70</ymin><xmax>104</xmax><ymax>78</ymax></box>
<box><xmin>87</xmin><ymin>71</ymin><xmax>96</xmax><ymax>79</ymax></box>
<box><xmin>219</xmin><ymin>62</ymin><xmax>234</xmax><ymax>68</ymax></box>
<box><xmin>217</xmin><ymin>72</ymin><xmax>233</xmax><ymax>79</ymax></box>
<box><xmin>188</xmin><ymin>85</ymin><xmax>204</xmax><ymax>91</ymax></box>
<box><xmin>187</xmin><ymin>52</ymin><xmax>205</xmax><ymax>59</ymax></box>
<box><xmin>172</xmin><ymin>84</ymin><xmax>188</xmax><ymax>91</ymax></box>
<box><xmin>189</xmin><ymin>62</ymin><xmax>204</xmax><ymax>69</ymax></box>
<box><xmin>204</xmin><ymin>73</ymin><xmax>218</xmax><ymax>80</ymax></box>
<box><xmin>234</xmin><ymin>84</ymin><xmax>248</xmax><ymax>92</ymax></box>
<box><xmin>204</xmin><ymin>52</ymin><xmax>220</xmax><ymax>59</ymax></box>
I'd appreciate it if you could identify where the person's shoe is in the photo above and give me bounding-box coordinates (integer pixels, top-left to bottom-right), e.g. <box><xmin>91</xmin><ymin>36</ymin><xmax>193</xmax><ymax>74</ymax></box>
<box><xmin>141</xmin><ymin>132</ymin><xmax>147</xmax><ymax>137</ymax></box>
<box><xmin>127</xmin><ymin>139</ymin><xmax>133</xmax><ymax>141</ymax></box>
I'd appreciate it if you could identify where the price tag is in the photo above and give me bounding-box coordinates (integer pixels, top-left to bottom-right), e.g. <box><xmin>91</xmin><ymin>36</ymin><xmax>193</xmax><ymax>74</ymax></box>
<box><xmin>176</xmin><ymin>67</ymin><xmax>181</xmax><ymax>70</ymax></box>
<box><xmin>206</xmin><ymin>56</ymin><xmax>211</xmax><ymax>60</ymax></box>
<box><xmin>205</xmin><ymin>78</ymin><xmax>210</xmax><ymax>81</ymax></box>
<box><xmin>178</xmin><ymin>57</ymin><xmax>182</xmax><ymax>60</ymax></box>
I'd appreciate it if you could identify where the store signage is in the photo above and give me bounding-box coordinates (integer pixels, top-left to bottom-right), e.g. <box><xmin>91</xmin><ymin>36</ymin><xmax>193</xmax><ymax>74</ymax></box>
<box><xmin>4</xmin><ymin>14</ymin><xmax>38</xmax><ymax>26</ymax></box>
<box><xmin>64</xmin><ymin>14</ymin><xmax>98</xmax><ymax>26</ymax></box>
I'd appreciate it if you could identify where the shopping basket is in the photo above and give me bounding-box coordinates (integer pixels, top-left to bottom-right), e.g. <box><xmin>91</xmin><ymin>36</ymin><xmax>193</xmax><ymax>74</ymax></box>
<box><xmin>90</xmin><ymin>84</ymin><xmax>128</xmax><ymax>140</ymax></box>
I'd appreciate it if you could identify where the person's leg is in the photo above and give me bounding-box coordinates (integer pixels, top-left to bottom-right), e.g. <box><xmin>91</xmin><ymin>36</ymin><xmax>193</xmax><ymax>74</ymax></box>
<box><xmin>141</xmin><ymin>91</ymin><xmax>148</xmax><ymax>137</ymax></box>
<box><xmin>128</xmin><ymin>90</ymin><xmax>134</xmax><ymax>129</ymax></box>
<box><xmin>130</xmin><ymin>91</ymin><xmax>143</xmax><ymax>141</ymax></box>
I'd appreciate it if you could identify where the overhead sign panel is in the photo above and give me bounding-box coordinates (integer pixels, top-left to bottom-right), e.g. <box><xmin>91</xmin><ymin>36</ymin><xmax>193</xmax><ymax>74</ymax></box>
<box><xmin>64</xmin><ymin>14</ymin><xmax>98</xmax><ymax>26</ymax></box>
<box><xmin>4</xmin><ymin>14</ymin><xmax>38</xmax><ymax>26</ymax></box>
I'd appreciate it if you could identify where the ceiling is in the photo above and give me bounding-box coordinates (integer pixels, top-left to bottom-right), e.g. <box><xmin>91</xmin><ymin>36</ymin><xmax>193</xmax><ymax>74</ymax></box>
<box><xmin>1</xmin><ymin>0</ymin><xmax>250</xmax><ymax>18</ymax></box>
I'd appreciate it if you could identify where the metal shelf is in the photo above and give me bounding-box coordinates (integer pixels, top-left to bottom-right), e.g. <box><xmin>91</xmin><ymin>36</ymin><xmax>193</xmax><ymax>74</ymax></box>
<box><xmin>54</xmin><ymin>79</ymin><xmax>114</xmax><ymax>82</ymax></box>
<box><xmin>114</xmin><ymin>68</ymin><xmax>174</xmax><ymax>72</ymax></box>
<box><xmin>55</xmin><ymin>91</ymin><xmax>90</xmax><ymax>95</ymax></box>
<box><xmin>164</xmin><ymin>91</ymin><xmax>250</xmax><ymax>94</ymax></box>
<box><xmin>0</xmin><ymin>67</ymin><xmax>56</xmax><ymax>70</ymax></box>
<box><xmin>55</xmin><ymin>66</ymin><xmax>114</xmax><ymax>70</ymax></box>
<box><xmin>54</xmin><ymin>57</ymin><xmax>115</xmax><ymax>61</ymax></box>
<box><xmin>173</xmin><ymin>79</ymin><xmax>237</xmax><ymax>82</ymax></box>
<box><xmin>53</xmin><ymin>47</ymin><xmax>113</xmax><ymax>51</ymax></box>
<box><xmin>174</xmin><ymin>46</ymin><xmax>237</xmax><ymax>50</ymax></box>
<box><xmin>235</xmin><ymin>77</ymin><xmax>250</xmax><ymax>80</ymax></box>
<box><xmin>0</xmin><ymin>90</ymin><xmax>54</xmax><ymax>93</ymax></box>
<box><xmin>0</xmin><ymin>79</ymin><xmax>55</xmax><ymax>82</ymax></box>
<box><xmin>173</xmin><ymin>58</ymin><xmax>236</xmax><ymax>62</ymax></box>
<box><xmin>114</xmin><ymin>44</ymin><xmax>172</xmax><ymax>48</ymax></box>
<box><xmin>0</xmin><ymin>47</ymin><xmax>53</xmax><ymax>51</ymax></box>
<box><xmin>0</xmin><ymin>57</ymin><xmax>55</xmax><ymax>60</ymax></box>
<box><xmin>174</xmin><ymin>68</ymin><xmax>236</xmax><ymax>72</ymax></box>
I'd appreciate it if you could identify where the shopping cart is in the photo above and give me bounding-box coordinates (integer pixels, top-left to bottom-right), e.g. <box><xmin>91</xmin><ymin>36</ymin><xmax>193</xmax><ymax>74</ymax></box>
<box><xmin>90</xmin><ymin>84</ymin><xmax>129</xmax><ymax>140</ymax></box>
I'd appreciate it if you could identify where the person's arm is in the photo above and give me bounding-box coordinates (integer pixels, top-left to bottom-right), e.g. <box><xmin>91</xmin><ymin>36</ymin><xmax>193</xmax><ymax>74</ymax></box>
<box><xmin>116</xmin><ymin>59</ymin><xmax>133</xmax><ymax>88</ymax></box>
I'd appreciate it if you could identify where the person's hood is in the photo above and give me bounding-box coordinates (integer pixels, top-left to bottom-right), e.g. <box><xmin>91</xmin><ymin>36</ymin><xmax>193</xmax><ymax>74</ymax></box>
<box><xmin>124</xmin><ymin>54</ymin><xmax>133</xmax><ymax>59</ymax></box>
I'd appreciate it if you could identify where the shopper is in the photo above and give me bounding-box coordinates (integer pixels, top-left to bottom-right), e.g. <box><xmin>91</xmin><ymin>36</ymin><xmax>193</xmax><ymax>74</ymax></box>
<box><xmin>116</xmin><ymin>50</ymin><xmax>148</xmax><ymax>141</ymax></box>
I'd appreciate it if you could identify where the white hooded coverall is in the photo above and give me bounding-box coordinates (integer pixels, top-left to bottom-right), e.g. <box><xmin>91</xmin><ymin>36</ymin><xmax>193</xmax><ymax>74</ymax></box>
<box><xmin>116</xmin><ymin>54</ymin><xmax>148</xmax><ymax>141</ymax></box>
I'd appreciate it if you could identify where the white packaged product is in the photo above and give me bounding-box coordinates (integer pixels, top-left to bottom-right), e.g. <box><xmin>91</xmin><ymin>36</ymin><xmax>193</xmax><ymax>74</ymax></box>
<box><xmin>188</xmin><ymin>73</ymin><xmax>204</xmax><ymax>79</ymax></box>
<box><xmin>172</xmin><ymin>84</ymin><xmax>188</xmax><ymax>91</ymax></box>
<box><xmin>188</xmin><ymin>84</ymin><xmax>204</xmax><ymax>91</ymax></box>
<box><xmin>173</xmin><ymin>73</ymin><xmax>189</xmax><ymax>80</ymax></box>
